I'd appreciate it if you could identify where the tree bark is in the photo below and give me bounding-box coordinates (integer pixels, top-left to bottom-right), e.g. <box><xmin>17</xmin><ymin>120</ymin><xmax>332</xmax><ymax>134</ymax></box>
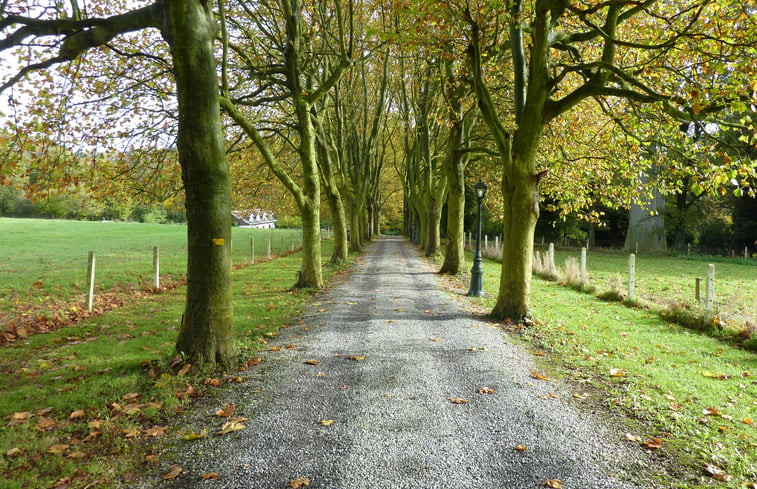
<box><xmin>168</xmin><ymin>0</ymin><xmax>236</xmax><ymax>366</ymax></box>
<box><xmin>439</xmin><ymin>110</ymin><xmax>467</xmax><ymax>274</ymax></box>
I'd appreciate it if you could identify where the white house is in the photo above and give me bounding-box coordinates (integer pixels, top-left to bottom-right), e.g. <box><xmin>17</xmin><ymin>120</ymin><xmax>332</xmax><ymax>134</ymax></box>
<box><xmin>232</xmin><ymin>209</ymin><xmax>278</xmax><ymax>229</ymax></box>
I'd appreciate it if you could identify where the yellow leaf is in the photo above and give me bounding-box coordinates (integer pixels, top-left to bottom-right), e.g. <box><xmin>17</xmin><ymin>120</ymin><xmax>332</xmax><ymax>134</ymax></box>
<box><xmin>5</xmin><ymin>447</ymin><xmax>22</xmax><ymax>457</ymax></box>
<box><xmin>66</xmin><ymin>450</ymin><xmax>87</xmax><ymax>459</ymax></box>
<box><xmin>514</xmin><ymin>444</ymin><xmax>528</xmax><ymax>451</ymax></box>
<box><xmin>289</xmin><ymin>476</ymin><xmax>311</xmax><ymax>488</ymax></box>
<box><xmin>744</xmin><ymin>418</ymin><xmax>754</xmax><ymax>425</ymax></box>
<box><xmin>163</xmin><ymin>465</ymin><xmax>182</xmax><ymax>480</ymax></box>
<box><xmin>47</xmin><ymin>444</ymin><xmax>69</xmax><ymax>454</ymax></box>
<box><xmin>449</xmin><ymin>397</ymin><xmax>469</xmax><ymax>404</ymax></box>
<box><xmin>543</xmin><ymin>479</ymin><xmax>564</xmax><ymax>489</ymax></box>
<box><xmin>703</xmin><ymin>406</ymin><xmax>722</xmax><ymax>416</ymax></box>
<box><xmin>177</xmin><ymin>364</ymin><xmax>192</xmax><ymax>376</ymax></box>
<box><xmin>348</xmin><ymin>355</ymin><xmax>366</xmax><ymax>361</ymax></box>
<box><xmin>304</xmin><ymin>359</ymin><xmax>320</xmax><ymax>366</ymax></box>
<box><xmin>205</xmin><ymin>378</ymin><xmax>223</xmax><ymax>387</ymax></box>
<box><xmin>428</xmin><ymin>337</ymin><xmax>442</xmax><ymax>342</ymax></box>
<box><xmin>478</xmin><ymin>387</ymin><xmax>497</xmax><ymax>394</ymax></box>
<box><xmin>201</xmin><ymin>472</ymin><xmax>220</xmax><ymax>480</ymax></box>
<box><xmin>184</xmin><ymin>428</ymin><xmax>208</xmax><ymax>441</ymax></box>
<box><xmin>319</xmin><ymin>420</ymin><xmax>335</xmax><ymax>426</ymax></box>
<box><xmin>123</xmin><ymin>392</ymin><xmax>140</xmax><ymax>401</ymax></box>
<box><xmin>530</xmin><ymin>370</ymin><xmax>550</xmax><ymax>381</ymax></box>
<box><xmin>609</xmin><ymin>368</ymin><xmax>626</xmax><ymax>377</ymax></box>
<box><xmin>572</xmin><ymin>392</ymin><xmax>589</xmax><ymax>400</ymax></box>
<box><xmin>218</xmin><ymin>419</ymin><xmax>246</xmax><ymax>435</ymax></box>
<box><xmin>270</xmin><ymin>346</ymin><xmax>283</xmax><ymax>352</ymax></box>
<box><xmin>36</xmin><ymin>417</ymin><xmax>56</xmax><ymax>431</ymax></box>
<box><xmin>123</xmin><ymin>429</ymin><xmax>141</xmax><ymax>438</ymax></box>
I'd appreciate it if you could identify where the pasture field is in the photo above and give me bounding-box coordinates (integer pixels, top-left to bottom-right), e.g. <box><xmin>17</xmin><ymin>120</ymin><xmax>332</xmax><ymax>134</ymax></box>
<box><xmin>547</xmin><ymin>247</ymin><xmax>756</xmax><ymax>327</ymax></box>
<box><xmin>0</xmin><ymin>218</ymin><xmax>303</xmax><ymax>314</ymax></box>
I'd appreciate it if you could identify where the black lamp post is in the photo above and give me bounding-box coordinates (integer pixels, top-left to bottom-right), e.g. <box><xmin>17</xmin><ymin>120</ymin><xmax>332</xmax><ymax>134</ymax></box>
<box><xmin>468</xmin><ymin>180</ymin><xmax>487</xmax><ymax>297</ymax></box>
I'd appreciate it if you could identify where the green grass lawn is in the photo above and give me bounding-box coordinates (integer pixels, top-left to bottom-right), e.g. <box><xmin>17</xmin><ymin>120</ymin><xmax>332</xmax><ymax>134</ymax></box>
<box><xmin>542</xmin><ymin>247</ymin><xmax>757</xmax><ymax>328</ymax></box>
<box><xmin>473</xmin><ymin>257</ymin><xmax>757</xmax><ymax>488</ymax></box>
<box><xmin>0</xmin><ymin>235</ymin><xmax>344</xmax><ymax>489</ymax></box>
<box><xmin>0</xmin><ymin>218</ymin><xmax>303</xmax><ymax>316</ymax></box>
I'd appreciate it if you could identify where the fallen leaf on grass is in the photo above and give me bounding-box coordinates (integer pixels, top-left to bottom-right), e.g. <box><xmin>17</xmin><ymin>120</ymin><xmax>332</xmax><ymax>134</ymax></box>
<box><xmin>319</xmin><ymin>420</ymin><xmax>335</xmax><ymax>426</ymax></box>
<box><xmin>642</xmin><ymin>438</ymin><xmax>663</xmax><ymax>450</ymax></box>
<box><xmin>703</xmin><ymin>407</ymin><xmax>722</xmax><ymax>416</ymax></box>
<box><xmin>163</xmin><ymin>466</ymin><xmax>182</xmax><ymax>480</ymax></box>
<box><xmin>36</xmin><ymin>417</ymin><xmax>56</xmax><ymax>431</ymax></box>
<box><xmin>289</xmin><ymin>477</ymin><xmax>310</xmax><ymax>488</ymax></box>
<box><xmin>205</xmin><ymin>378</ymin><xmax>222</xmax><ymax>387</ymax></box>
<box><xmin>530</xmin><ymin>370</ymin><xmax>550</xmax><ymax>381</ymax></box>
<box><xmin>201</xmin><ymin>472</ymin><xmax>220</xmax><ymax>480</ymax></box>
<box><xmin>609</xmin><ymin>368</ymin><xmax>626</xmax><ymax>378</ymax></box>
<box><xmin>123</xmin><ymin>429</ymin><xmax>141</xmax><ymax>438</ymax></box>
<box><xmin>543</xmin><ymin>479</ymin><xmax>563</xmax><ymax>488</ymax></box>
<box><xmin>216</xmin><ymin>404</ymin><xmax>236</xmax><ymax>418</ymax></box>
<box><xmin>478</xmin><ymin>387</ymin><xmax>497</xmax><ymax>394</ymax></box>
<box><xmin>704</xmin><ymin>464</ymin><xmax>732</xmax><ymax>482</ymax></box>
<box><xmin>66</xmin><ymin>450</ymin><xmax>87</xmax><ymax>459</ymax></box>
<box><xmin>47</xmin><ymin>444</ymin><xmax>69</xmax><ymax>454</ymax></box>
<box><xmin>744</xmin><ymin>418</ymin><xmax>754</xmax><ymax>425</ymax></box>
<box><xmin>144</xmin><ymin>426</ymin><xmax>167</xmax><ymax>437</ymax></box>
<box><xmin>449</xmin><ymin>397</ymin><xmax>469</xmax><ymax>404</ymax></box>
<box><xmin>304</xmin><ymin>359</ymin><xmax>320</xmax><ymax>366</ymax></box>
<box><xmin>69</xmin><ymin>410</ymin><xmax>86</xmax><ymax>420</ymax></box>
<box><xmin>8</xmin><ymin>411</ymin><xmax>34</xmax><ymax>425</ymax></box>
<box><xmin>702</xmin><ymin>371</ymin><xmax>730</xmax><ymax>380</ymax></box>
<box><xmin>5</xmin><ymin>447</ymin><xmax>22</xmax><ymax>457</ymax></box>
<box><xmin>123</xmin><ymin>392</ymin><xmax>140</xmax><ymax>401</ymax></box>
<box><xmin>183</xmin><ymin>429</ymin><xmax>208</xmax><ymax>441</ymax></box>
<box><xmin>514</xmin><ymin>444</ymin><xmax>527</xmax><ymax>451</ymax></box>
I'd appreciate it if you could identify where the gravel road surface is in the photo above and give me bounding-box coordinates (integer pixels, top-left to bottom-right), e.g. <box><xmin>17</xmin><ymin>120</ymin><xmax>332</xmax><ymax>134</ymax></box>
<box><xmin>148</xmin><ymin>236</ymin><xmax>665</xmax><ymax>489</ymax></box>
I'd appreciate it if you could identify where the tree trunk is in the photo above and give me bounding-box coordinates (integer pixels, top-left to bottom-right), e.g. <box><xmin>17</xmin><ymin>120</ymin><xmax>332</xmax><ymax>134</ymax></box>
<box><xmin>425</xmin><ymin>195</ymin><xmax>443</xmax><ymax>256</ymax></box>
<box><xmin>440</xmin><ymin>118</ymin><xmax>466</xmax><ymax>274</ymax></box>
<box><xmin>298</xmin><ymin>199</ymin><xmax>323</xmax><ymax>287</ymax></box>
<box><xmin>325</xmin><ymin>187</ymin><xmax>348</xmax><ymax>263</ymax></box>
<box><xmin>491</xmin><ymin>166</ymin><xmax>539</xmax><ymax>321</ymax></box>
<box><xmin>349</xmin><ymin>205</ymin><xmax>362</xmax><ymax>251</ymax></box>
<box><xmin>168</xmin><ymin>0</ymin><xmax>236</xmax><ymax>366</ymax></box>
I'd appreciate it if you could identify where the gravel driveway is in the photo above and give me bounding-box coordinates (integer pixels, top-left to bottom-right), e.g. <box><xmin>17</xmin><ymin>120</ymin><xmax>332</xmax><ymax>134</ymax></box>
<box><xmin>149</xmin><ymin>236</ymin><xmax>665</xmax><ymax>489</ymax></box>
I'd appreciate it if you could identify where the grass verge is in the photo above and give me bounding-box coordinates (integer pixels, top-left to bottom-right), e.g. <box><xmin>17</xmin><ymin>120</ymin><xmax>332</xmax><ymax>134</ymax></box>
<box><xmin>461</xmin><ymin>257</ymin><xmax>757</xmax><ymax>488</ymax></box>
<box><xmin>0</xmin><ymin>239</ymin><xmax>349</xmax><ymax>489</ymax></box>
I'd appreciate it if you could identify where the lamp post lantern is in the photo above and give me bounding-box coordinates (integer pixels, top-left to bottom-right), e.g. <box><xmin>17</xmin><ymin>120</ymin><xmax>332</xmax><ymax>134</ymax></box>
<box><xmin>468</xmin><ymin>180</ymin><xmax>487</xmax><ymax>297</ymax></box>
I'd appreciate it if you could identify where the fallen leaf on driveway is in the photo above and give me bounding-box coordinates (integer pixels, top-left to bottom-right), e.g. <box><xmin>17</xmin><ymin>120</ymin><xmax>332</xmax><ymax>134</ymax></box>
<box><xmin>289</xmin><ymin>476</ymin><xmax>310</xmax><ymax>488</ymax></box>
<box><xmin>218</xmin><ymin>418</ymin><xmax>247</xmax><ymax>435</ymax></box>
<box><xmin>201</xmin><ymin>472</ymin><xmax>220</xmax><ymax>480</ymax></box>
<box><xmin>514</xmin><ymin>444</ymin><xmax>527</xmax><ymax>451</ymax></box>
<box><xmin>216</xmin><ymin>404</ymin><xmax>236</xmax><ymax>418</ymax></box>
<box><xmin>642</xmin><ymin>438</ymin><xmax>663</xmax><ymax>450</ymax></box>
<box><xmin>304</xmin><ymin>359</ymin><xmax>320</xmax><ymax>366</ymax></box>
<box><xmin>184</xmin><ymin>429</ymin><xmax>208</xmax><ymax>441</ymax></box>
<box><xmin>163</xmin><ymin>466</ymin><xmax>182</xmax><ymax>480</ymax></box>
<box><xmin>478</xmin><ymin>387</ymin><xmax>497</xmax><ymax>394</ymax></box>
<box><xmin>624</xmin><ymin>433</ymin><xmax>642</xmax><ymax>442</ymax></box>
<box><xmin>319</xmin><ymin>420</ymin><xmax>335</xmax><ymax>426</ymax></box>
<box><xmin>530</xmin><ymin>370</ymin><xmax>550</xmax><ymax>381</ymax></box>
<box><xmin>572</xmin><ymin>392</ymin><xmax>589</xmax><ymax>400</ymax></box>
<box><xmin>449</xmin><ymin>397</ymin><xmax>469</xmax><ymax>404</ymax></box>
<box><xmin>348</xmin><ymin>355</ymin><xmax>365</xmax><ymax>361</ymax></box>
<box><xmin>543</xmin><ymin>479</ymin><xmax>563</xmax><ymax>488</ymax></box>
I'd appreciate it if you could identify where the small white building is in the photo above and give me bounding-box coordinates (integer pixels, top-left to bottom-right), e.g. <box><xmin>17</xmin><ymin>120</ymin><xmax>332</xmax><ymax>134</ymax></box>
<box><xmin>232</xmin><ymin>209</ymin><xmax>278</xmax><ymax>229</ymax></box>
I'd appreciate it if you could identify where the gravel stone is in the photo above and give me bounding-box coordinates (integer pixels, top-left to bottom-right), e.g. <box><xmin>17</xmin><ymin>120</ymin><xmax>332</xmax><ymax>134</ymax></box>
<box><xmin>139</xmin><ymin>236</ymin><xmax>666</xmax><ymax>489</ymax></box>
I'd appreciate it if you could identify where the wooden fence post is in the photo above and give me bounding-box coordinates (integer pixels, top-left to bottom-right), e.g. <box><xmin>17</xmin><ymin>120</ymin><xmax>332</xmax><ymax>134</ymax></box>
<box><xmin>548</xmin><ymin>243</ymin><xmax>555</xmax><ymax>275</ymax></box>
<box><xmin>705</xmin><ymin>264</ymin><xmax>715</xmax><ymax>316</ymax></box>
<box><xmin>250</xmin><ymin>237</ymin><xmax>255</xmax><ymax>264</ymax></box>
<box><xmin>628</xmin><ymin>254</ymin><xmax>636</xmax><ymax>301</ymax></box>
<box><xmin>695</xmin><ymin>277</ymin><xmax>701</xmax><ymax>304</ymax></box>
<box><xmin>580</xmin><ymin>247</ymin><xmax>587</xmax><ymax>283</ymax></box>
<box><xmin>153</xmin><ymin>246</ymin><xmax>160</xmax><ymax>288</ymax></box>
<box><xmin>267</xmin><ymin>235</ymin><xmax>272</xmax><ymax>259</ymax></box>
<box><xmin>86</xmin><ymin>252</ymin><xmax>96</xmax><ymax>312</ymax></box>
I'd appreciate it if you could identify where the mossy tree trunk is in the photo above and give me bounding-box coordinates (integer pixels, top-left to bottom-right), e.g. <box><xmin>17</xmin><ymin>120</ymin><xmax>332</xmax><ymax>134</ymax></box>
<box><xmin>167</xmin><ymin>0</ymin><xmax>236</xmax><ymax>366</ymax></box>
